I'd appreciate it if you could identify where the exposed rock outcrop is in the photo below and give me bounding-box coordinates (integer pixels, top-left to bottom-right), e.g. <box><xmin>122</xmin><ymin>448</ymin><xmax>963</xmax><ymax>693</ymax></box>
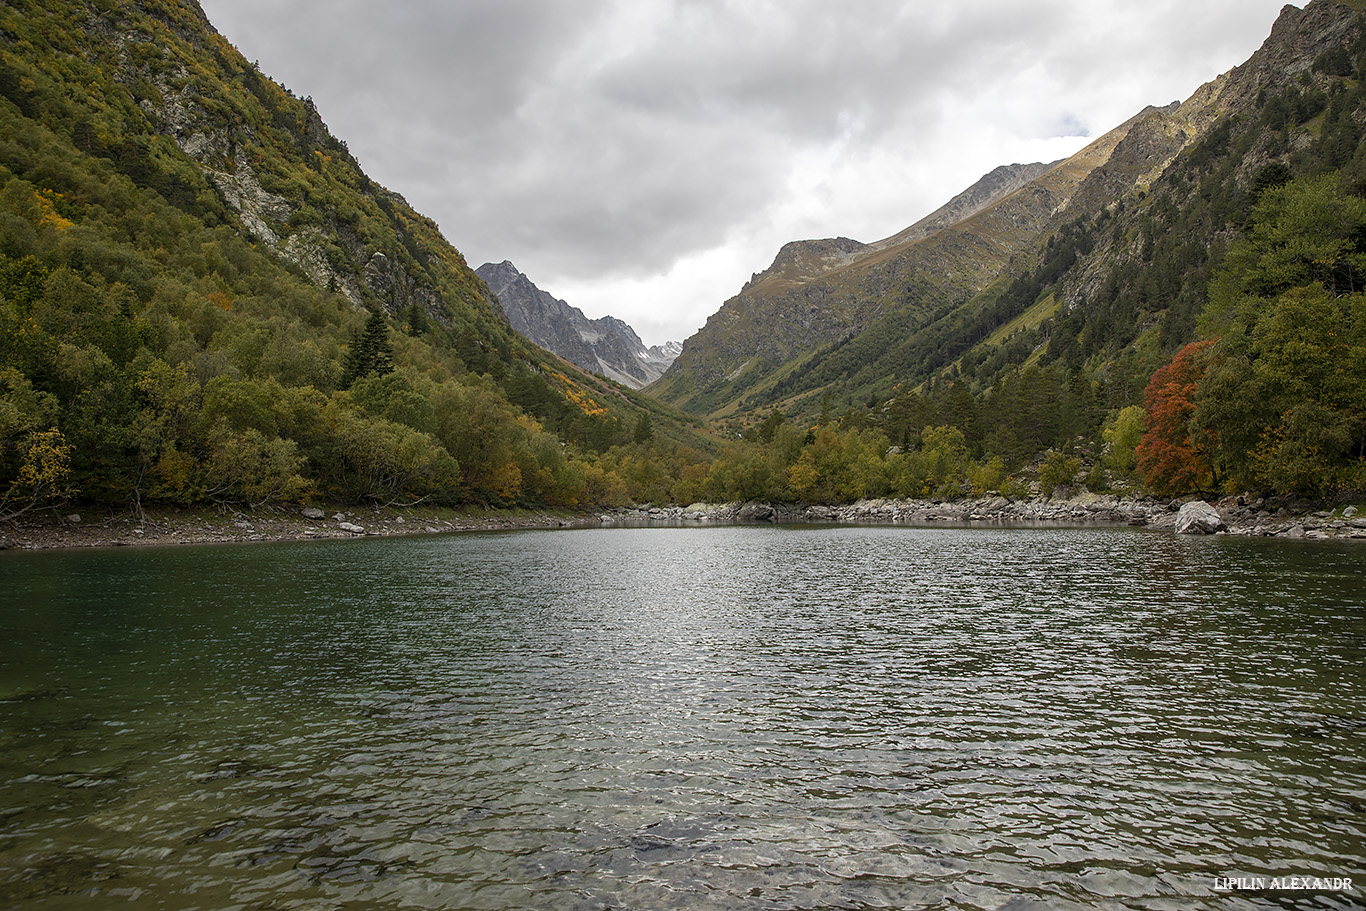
<box><xmin>476</xmin><ymin>261</ymin><xmax>679</xmax><ymax>388</ymax></box>
<box><xmin>109</xmin><ymin>27</ymin><xmax>465</xmax><ymax>325</ymax></box>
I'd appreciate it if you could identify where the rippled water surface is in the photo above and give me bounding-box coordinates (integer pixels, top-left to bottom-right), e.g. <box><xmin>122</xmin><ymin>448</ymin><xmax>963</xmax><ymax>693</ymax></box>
<box><xmin>1</xmin><ymin>525</ymin><xmax>1364</xmax><ymax>910</ymax></box>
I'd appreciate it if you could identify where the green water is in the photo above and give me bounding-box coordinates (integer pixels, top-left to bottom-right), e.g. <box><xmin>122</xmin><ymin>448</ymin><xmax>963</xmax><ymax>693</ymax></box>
<box><xmin>1</xmin><ymin>525</ymin><xmax>1363</xmax><ymax>909</ymax></box>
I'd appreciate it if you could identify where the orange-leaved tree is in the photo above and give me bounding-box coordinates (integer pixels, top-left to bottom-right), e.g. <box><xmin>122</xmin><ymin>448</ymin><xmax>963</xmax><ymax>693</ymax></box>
<box><xmin>1136</xmin><ymin>339</ymin><xmax>1219</xmax><ymax>495</ymax></box>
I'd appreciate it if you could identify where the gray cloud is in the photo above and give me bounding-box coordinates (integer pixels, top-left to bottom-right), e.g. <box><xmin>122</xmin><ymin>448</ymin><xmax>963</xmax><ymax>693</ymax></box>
<box><xmin>198</xmin><ymin>0</ymin><xmax>1290</xmax><ymax>343</ymax></box>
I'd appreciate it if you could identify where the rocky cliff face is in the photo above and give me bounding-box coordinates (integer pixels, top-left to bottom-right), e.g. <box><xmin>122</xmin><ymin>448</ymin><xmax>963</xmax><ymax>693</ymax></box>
<box><xmin>476</xmin><ymin>261</ymin><xmax>679</xmax><ymax>388</ymax></box>
<box><xmin>89</xmin><ymin>0</ymin><xmax>498</xmax><ymax>330</ymax></box>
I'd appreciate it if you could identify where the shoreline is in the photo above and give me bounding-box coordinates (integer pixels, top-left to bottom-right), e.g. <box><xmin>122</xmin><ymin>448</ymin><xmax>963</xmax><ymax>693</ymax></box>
<box><xmin>3</xmin><ymin>492</ymin><xmax>1363</xmax><ymax>552</ymax></box>
<box><xmin>600</xmin><ymin>493</ymin><xmax>1366</xmax><ymax>541</ymax></box>
<box><xmin>0</xmin><ymin>503</ymin><xmax>591</xmax><ymax>552</ymax></box>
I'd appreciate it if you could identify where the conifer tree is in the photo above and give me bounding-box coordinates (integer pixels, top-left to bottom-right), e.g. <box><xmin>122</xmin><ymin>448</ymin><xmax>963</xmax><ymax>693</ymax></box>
<box><xmin>341</xmin><ymin>308</ymin><xmax>396</xmax><ymax>389</ymax></box>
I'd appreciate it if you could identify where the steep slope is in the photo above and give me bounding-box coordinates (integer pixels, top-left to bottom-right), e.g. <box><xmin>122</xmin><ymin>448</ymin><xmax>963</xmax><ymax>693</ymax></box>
<box><xmin>475</xmin><ymin>261</ymin><xmax>678</xmax><ymax>389</ymax></box>
<box><xmin>678</xmin><ymin>0</ymin><xmax>1366</xmax><ymax>506</ymax></box>
<box><xmin>649</xmin><ymin>104</ymin><xmax>1190</xmax><ymax>416</ymax></box>
<box><xmin>649</xmin><ymin>0</ymin><xmax>1366</xmax><ymax>423</ymax></box>
<box><xmin>764</xmin><ymin>0</ymin><xmax>1366</xmax><ymax>439</ymax></box>
<box><xmin>0</xmin><ymin>0</ymin><xmax>709</xmax><ymax>513</ymax></box>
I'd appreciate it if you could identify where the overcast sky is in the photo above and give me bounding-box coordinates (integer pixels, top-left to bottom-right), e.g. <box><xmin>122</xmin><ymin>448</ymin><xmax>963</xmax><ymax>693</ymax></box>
<box><xmin>197</xmin><ymin>0</ymin><xmax>1290</xmax><ymax>346</ymax></box>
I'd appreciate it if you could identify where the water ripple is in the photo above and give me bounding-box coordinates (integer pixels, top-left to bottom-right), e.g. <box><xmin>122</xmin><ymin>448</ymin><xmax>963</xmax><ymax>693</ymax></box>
<box><xmin>0</xmin><ymin>526</ymin><xmax>1363</xmax><ymax>909</ymax></box>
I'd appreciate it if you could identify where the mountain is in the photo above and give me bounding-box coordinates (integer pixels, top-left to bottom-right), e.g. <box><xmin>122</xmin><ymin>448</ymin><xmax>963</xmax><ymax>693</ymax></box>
<box><xmin>0</xmin><ymin>0</ymin><xmax>708</xmax><ymax>515</ymax></box>
<box><xmin>651</xmin><ymin>0</ymin><xmax>1366</xmax><ymax>424</ymax></box>
<box><xmin>475</xmin><ymin>261</ymin><xmax>679</xmax><ymax>389</ymax></box>
<box><xmin>659</xmin><ymin>0</ymin><xmax>1366</xmax><ymax>505</ymax></box>
<box><xmin>647</xmin><ymin>109</ymin><xmax>1168</xmax><ymax>415</ymax></box>
<box><xmin>3</xmin><ymin>0</ymin><xmax>1362</xmax><ymax>515</ymax></box>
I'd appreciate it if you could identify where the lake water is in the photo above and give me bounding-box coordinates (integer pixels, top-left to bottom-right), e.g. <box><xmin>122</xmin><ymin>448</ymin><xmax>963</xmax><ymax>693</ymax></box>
<box><xmin>1</xmin><ymin>525</ymin><xmax>1363</xmax><ymax>910</ymax></box>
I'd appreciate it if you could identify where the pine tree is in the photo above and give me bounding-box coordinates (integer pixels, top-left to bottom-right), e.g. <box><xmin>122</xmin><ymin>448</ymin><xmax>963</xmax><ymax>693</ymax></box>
<box><xmin>632</xmin><ymin>412</ymin><xmax>654</xmax><ymax>445</ymax></box>
<box><xmin>341</xmin><ymin>308</ymin><xmax>395</xmax><ymax>389</ymax></box>
<box><xmin>403</xmin><ymin>301</ymin><xmax>429</xmax><ymax>336</ymax></box>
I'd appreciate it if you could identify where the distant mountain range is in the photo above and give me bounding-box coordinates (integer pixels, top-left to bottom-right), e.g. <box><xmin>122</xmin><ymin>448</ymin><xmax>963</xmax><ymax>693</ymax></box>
<box><xmin>475</xmin><ymin>261</ymin><xmax>680</xmax><ymax>389</ymax></box>
<box><xmin>648</xmin><ymin>101</ymin><xmax>1194</xmax><ymax>415</ymax></box>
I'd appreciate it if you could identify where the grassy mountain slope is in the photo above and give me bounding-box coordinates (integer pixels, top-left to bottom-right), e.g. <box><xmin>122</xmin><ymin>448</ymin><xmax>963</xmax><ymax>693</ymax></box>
<box><xmin>649</xmin><ymin>100</ymin><xmax>1206</xmax><ymax>418</ymax></box>
<box><xmin>684</xmin><ymin>0</ymin><xmax>1366</xmax><ymax>505</ymax></box>
<box><xmin>0</xmin><ymin>0</ymin><xmax>710</xmax><ymax>515</ymax></box>
<box><xmin>653</xmin><ymin>0</ymin><xmax>1364</xmax><ymax>428</ymax></box>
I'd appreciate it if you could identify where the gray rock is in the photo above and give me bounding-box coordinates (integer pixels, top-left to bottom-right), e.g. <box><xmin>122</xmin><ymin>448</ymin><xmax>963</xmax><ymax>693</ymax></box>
<box><xmin>475</xmin><ymin>261</ymin><xmax>679</xmax><ymax>389</ymax></box>
<box><xmin>337</xmin><ymin>522</ymin><xmax>365</xmax><ymax>534</ymax></box>
<box><xmin>737</xmin><ymin>503</ymin><xmax>776</xmax><ymax>523</ymax></box>
<box><xmin>66</xmin><ymin>514</ymin><xmax>80</xmax><ymax>524</ymax></box>
<box><xmin>1146</xmin><ymin>510</ymin><xmax>1177</xmax><ymax>531</ymax></box>
<box><xmin>1175</xmin><ymin>500</ymin><xmax>1226</xmax><ymax>535</ymax></box>
<box><xmin>301</xmin><ymin>506</ymin><xmax>325</xmax><ymax>520</ymax></box>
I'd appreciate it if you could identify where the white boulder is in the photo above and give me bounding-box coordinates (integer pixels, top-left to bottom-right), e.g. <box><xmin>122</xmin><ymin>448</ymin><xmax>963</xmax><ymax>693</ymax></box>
<box><xmin>1175</xmin><ymin>500</ymin><xmax>1226</xmax><ymax>535</ymax></box>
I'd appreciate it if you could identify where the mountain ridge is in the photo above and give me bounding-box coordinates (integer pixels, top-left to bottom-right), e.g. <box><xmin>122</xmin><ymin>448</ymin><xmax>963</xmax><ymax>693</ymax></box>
<box><xmin>649</xmin><ymin>0</ymin><xmax>1364</xmax><ymax>423</ymax></box>
<box><xmin>475</xmin><ymin>260</ymin><xmax>679</xmax><ymax>389</ymax></box>
<box><xmin>647</xmin><ymin>107</ymin><xmax>1157</xmax><ymax>413</ymax></box>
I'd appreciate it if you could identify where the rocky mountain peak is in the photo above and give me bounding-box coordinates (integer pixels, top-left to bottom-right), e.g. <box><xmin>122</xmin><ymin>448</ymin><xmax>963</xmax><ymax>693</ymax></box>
<box><xmin>475</xmin><ymin>261</ymin><xmax>679</xmax><ymax>389</ymax></box>
<box><xmin>742</xmin><ymin>237</ymin><xmax>870</xmax><ymax>293</ymax></box>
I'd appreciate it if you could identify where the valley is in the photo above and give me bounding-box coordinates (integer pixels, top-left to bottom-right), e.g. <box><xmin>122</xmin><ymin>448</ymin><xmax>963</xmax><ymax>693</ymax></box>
<box><xmin>1</xmin><ymin>0</ymin><xmax>1364</xmax><ymax>524</ymax></box>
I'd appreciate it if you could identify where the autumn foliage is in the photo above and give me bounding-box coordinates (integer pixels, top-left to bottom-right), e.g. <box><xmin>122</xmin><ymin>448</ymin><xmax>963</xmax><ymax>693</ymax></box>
<box><xmin>1136</xmin><ymin>339</ymin><xmax>1218</xmax><ymax>495</ymax></box>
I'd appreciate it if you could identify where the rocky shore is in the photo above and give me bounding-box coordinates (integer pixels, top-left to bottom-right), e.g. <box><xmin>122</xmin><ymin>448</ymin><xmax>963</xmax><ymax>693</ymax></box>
<box><xmin>602</xmin><ymin>493</ymin><xmax>1366</xmax><ymax>541</ymax></box>
<box><xmin>3</xmin><ymin>492</ymin><xmax>1363</xmax><ymax>552</ymax></box>
<box><xmin>0</xmin><ymin>504</ymin><xmax>586</xmax><ymax>551</ymax></box>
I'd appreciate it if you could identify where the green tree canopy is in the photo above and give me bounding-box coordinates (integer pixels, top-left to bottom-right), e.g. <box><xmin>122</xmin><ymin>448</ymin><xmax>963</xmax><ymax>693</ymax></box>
<box><xmin>340</xmin><ymin>308</ymin><xmax>395</xmax><ymax>389</ymax></box>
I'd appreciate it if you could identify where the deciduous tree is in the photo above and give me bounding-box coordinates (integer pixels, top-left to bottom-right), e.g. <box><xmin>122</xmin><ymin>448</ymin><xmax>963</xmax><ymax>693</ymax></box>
<box><xmin>1137</xmin><ymin>339</ymin><xmax>1218</xmax><ymax>495</ymax></box>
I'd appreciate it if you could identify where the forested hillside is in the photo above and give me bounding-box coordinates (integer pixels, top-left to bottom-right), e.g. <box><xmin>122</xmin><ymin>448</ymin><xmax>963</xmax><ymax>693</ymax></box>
<box><xmin>0</xmin><ymin>0</ymin><xmax>709</xmax><ymax>519</ymax></box>
<box><xmin>1</xmin><ymin>0</ymin><xmax>1363</xmax><ymax>521</ymax></box>
<box><xmin>654</xmin><ymin>0</ymin><xmax>1366</xmax><ymax>506</ymax></box>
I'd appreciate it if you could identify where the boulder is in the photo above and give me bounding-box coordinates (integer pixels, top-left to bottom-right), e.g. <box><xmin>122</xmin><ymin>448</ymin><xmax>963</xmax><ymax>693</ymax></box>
<box><xmin>737</xmin><ymin>503</ymin><xmax>776</xmax><ymax>523</ymax></box>
<box><xmin>301</xmin><ymin>506</ymin><xmax>325</xmax><ymax>520</ymax></box>
<box><xmin>337</xmin><ymin>522</ymin><xmax>365</xmax><ymax>534</ymax></box>
<box><xmin>1174</xmin><ymin>500</ymin><xmax>1226</xmax><ymax>535</ymax></box>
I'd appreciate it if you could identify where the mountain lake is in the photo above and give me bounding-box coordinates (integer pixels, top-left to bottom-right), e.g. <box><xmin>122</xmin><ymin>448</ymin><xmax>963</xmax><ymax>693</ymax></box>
<box><xmin>1</xmin><ymin>524</ymin><xmax>1363</xmax><ymax>910</ymax></box>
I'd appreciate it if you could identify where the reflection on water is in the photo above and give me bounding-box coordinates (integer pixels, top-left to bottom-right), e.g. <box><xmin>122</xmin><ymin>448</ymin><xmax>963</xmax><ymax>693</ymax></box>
<box><xmin>1</xmin><ymin>526</ymin><xmax>1363</xmax><ymax>910</ymax></box>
